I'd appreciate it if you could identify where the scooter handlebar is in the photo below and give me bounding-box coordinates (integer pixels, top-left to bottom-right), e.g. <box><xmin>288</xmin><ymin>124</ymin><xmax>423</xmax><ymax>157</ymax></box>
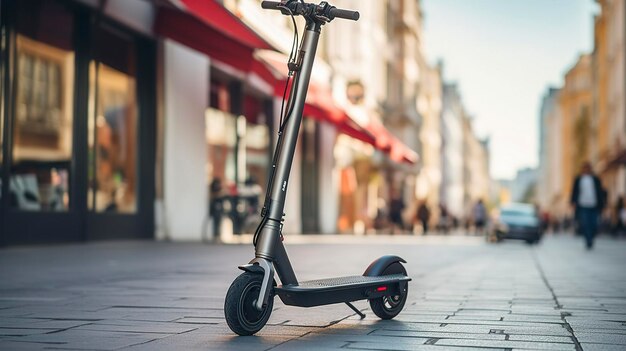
<box><xmin>329</xmin><ymin>7</ymin><xmax>359</xmax><ymax>21</ymax></box>
<box><xmin>261</xmin><ymin>1</ymin><xmax>359</xmax><ymax>21</ymax></box>
<box><xmin>260</xmin><ymin>1</ymin><xmax>282</xmax><ymax>10</ymax></box>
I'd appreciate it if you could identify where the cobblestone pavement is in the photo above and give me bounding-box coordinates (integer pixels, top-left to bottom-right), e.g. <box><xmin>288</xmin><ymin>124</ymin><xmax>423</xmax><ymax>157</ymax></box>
<box><xmin>0</xmin><ymin>234</ymin><xmax>625</xmax><ymax>350</ymax></box>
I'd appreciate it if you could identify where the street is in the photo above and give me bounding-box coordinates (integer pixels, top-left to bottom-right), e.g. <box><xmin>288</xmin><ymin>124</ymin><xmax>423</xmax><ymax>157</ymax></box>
<box><xmin>0</xmin><ymin>234</ymin><xmax>625</xmax><ymax>351</ymax></box>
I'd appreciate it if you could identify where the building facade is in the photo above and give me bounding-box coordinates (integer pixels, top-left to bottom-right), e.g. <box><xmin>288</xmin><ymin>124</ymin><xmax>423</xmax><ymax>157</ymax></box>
<box><xmin>462</xmin><ymin>116</ymin><xmax>490</xmax><ymax>211</ymax></box>
<box><xmin>593</xmin><ymin>0</ymin><xmax>626</xmax><ymax>207</ymax></box>
<box><xmin>440</xmin><ymin>83</ymin><xmax>466</xmax><ymax>219</ymax></box>
<box><xmin>559</xmin><ymin>54</ymin><xmax>593</xmax><ymax>211</ymax></box>
<box><xmin>538</xmin><ymin>0</ymin><xmax>626</xmax><ymax>220</ymax></box>
<box><xmin>537</xmin><ymin>87</ymin><xmax>564</xmax><ymax>215</ymax></box>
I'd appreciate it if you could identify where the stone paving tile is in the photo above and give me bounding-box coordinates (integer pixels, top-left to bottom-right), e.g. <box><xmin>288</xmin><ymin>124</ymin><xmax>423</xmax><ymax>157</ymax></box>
<box><xmin>339</xmin><ymin>319</ymin><xmax>572</xmax><ymax>336</ymax></box>
<box><xmin>0</xmin><ymin>328</ymin><xmax>57</xmax><ymax>336</ymax></box>
<box><xmin>447</xmin><ymin>314</ymin><xmax>506</xmax><ymax>321</ymax></box>
<box><xmin>0</xmin><ymin>308</ymin><xmax>33</xmax><ymax>318</ymax></box>
<box><xmin>566</xmin><ymin>320</ymin><xmax>626</xmax><ymax>332</ymax></box>
<box><xmin>173</xmin><ymin>317</ymin><xmax>221</xmax><ymax>324</ymax></box>
<box><xmin>123</xmin><ymin>327</ymin><xmax>293</xmax><ymax>351</ymax></box>
<box><xmin>0</xmin><ymin>318</ymin><xmax>95</xmax><ymax>331</ymax></box>
<box><xmin>70</xmin><ymin>321</ymin><xmax>200</xmax><ymax>334</ymax></box>
<box><xmin>573</xmin><ymin>332</ymin><xmax>626</xmax><ymax>345</ymax></box>
<box><xmin>0</xmin><ymin>340</ymin><xmax>58</xmax><ymax>350</ymax></box>
<box><xmin>2</xmin><ymin>329</ymin><xmax>171</xmax><ymax>350</ymax></box>
<box><xmin>506</xmin><ymin>335</ymin><xmax>574</xmax><ymax>343</ymax></box>
<box><xmin>369</xmin><ymin>329</ymin><xmax>507</xmax><ymax>340</ymax></box>
<box><xmin>344</xmin><ymin>341</ymin><xmax>507</xmax><ymax>351</ymax></box>
<box><xmin>433</xmin><ymin>338</ymin><xmax>576</xmax><ymax>350</ymax></box>
<box><xmin>502</xmin><ymin>315</ymin><xmax>564</xmax><ymax>323</ymax></box>
<box><xmin>266</xmin><ymin>303</ymin><xmax>358</xmax><ymax>327</ymax></box>
<box><xmin>579</xmin><ymin>344</ymin><xmax>626</xmax><ymax>351</ymax></box>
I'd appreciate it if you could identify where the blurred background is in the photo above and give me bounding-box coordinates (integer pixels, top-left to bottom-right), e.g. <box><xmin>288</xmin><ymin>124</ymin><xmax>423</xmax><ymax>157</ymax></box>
<box><xmin>0</xmin><ymin>0</ymin><xmax>624</xmax><ymax>245</ymax></box>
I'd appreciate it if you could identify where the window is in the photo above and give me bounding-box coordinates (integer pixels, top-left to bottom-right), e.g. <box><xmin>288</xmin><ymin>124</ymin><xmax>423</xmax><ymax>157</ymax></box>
<box><xmin>10</xmin><ymin>0</ymin><xmax>74</xmax><ymax>211</ymax></box>
<box><xmin>87</xmin><ymin>24</ymin><xmax>138</xmax><ymax>213</ymax></box>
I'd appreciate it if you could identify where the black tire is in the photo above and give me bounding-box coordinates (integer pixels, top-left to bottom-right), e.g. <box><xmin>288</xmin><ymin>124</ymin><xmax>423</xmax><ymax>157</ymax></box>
<box><xmin>224</xmin><ymin>272</ymin><xmax>273</xmax><ymax>336</ymax></box>
<box><xmin>368</xmin><ymin>263</ymin><xmax>408</xmax><ymax>320</ymax></box>
<box><xmin>525</xmin><ymin>236</ymin><xmax>539</xmax><ymax>245</ymax></box>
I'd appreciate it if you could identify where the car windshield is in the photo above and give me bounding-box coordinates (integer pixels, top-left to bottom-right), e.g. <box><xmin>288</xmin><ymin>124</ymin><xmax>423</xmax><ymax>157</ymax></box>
<box><xmin>500</xmin><ymin>206</ymin><xmax>535</xmax><ymax>217</ymax></box>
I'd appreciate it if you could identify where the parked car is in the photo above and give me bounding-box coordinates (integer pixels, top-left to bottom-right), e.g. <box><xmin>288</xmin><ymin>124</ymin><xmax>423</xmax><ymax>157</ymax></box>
<box><xmin>491</xmin><ymin>203</ymin><xmax>542</xmax><ymax>244</ymax></box>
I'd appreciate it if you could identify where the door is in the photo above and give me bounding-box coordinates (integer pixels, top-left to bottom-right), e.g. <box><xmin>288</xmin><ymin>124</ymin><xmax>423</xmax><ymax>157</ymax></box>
<box><xmin>85</xmin><ymin>22</ymin><xmax>155</xmax><ymax>240</ymax></box>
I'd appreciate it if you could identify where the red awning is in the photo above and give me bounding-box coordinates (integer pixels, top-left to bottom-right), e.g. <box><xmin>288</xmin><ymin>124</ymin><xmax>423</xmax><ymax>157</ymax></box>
<box><xmin>363</xmin><ymin>120</ymin><xmax>418</xmax><ymax>164</ymax></box>
<box><xmin>389</xmin><ymin>137</ymin><xmax>419</xmax><ymax>164</ymax></box>
<box><xmin>256</xmin><ymin>51</ymin><xmax>375</xmax><ymax>145</ymax></box>
<box><xmin>178</xmin><ymin>0</ymin><xmax>273</xmax><ymax>50</ymax></box>
<box><xmin>366</xmin><ymin>119</ymin><xmax>393</xmax><ymax>151</ymax></box>
<box><xmin>154</xmin><ymin>0</ymin><xmax>274</xmax><ymax>73</ymax></box>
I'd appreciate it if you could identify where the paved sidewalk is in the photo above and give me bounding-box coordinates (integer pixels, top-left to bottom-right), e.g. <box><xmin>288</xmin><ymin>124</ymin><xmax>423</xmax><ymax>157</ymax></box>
<box><xmin>0</xmin><ymin>234</ymin><xmax>625</xmax><ymax>350</ymax></box>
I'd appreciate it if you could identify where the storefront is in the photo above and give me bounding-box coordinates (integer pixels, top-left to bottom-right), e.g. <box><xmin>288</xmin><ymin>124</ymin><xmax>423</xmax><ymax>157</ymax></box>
<box><xmin>0</xmin><ymin>0</ymin><xmax>419</xmax><ymax>244</ymax></box>
<box><xmin>0</xmin><ymin>0</ymin><xmax>156</xmax><ymax>244</ymax></box>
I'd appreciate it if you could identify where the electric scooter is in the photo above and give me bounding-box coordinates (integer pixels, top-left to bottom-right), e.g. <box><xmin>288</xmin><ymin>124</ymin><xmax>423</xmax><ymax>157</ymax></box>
<box><xmin>224</xmin><ymin>0</ymin><xmax>411</xmax><ymax>336</ymax></box>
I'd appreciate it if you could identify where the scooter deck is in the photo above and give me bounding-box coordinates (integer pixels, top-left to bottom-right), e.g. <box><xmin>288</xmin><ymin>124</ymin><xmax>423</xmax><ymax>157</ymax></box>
<box><xmin>274</xmin><ymin>274</ymin><xmax>410</xmax><ymax>307</ymax></box>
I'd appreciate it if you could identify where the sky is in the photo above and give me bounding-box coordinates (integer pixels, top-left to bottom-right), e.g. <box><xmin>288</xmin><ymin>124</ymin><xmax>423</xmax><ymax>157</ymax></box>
<box><xmin>421</xmin><ymin>0</ymin><xmax>597</xmax><ymax>180</ymax></box>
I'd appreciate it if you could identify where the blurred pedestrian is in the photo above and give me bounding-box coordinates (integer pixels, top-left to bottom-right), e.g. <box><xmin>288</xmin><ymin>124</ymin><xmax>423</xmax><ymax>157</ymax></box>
<box><xmin>416</xmin><ymin>201</ymin><xmax>431</xmax><ymax>235</ymax></box>
<box><xmin>570</xmin><ymin>162</ymin><xmax>605</xmax><ymax>249</ymax></box>
<box><xmin>540</xmin><ymin>210</ymin><xmax>550</xmax><ymax>234</ymax></box>
<box><xmin>240</xmin><ymin>177</ymin><xmax>263</xmax><ymax>233</ymax></box>
<box><xmin>614</xmin><ymin>196</ymin><xmax>626</xmax><ymax>237</ymax></box>
<box><xmin>473</xmin><ymin>199</ymin><xmax>487</xmax><ymax>236</ymax></box>
<box><xmin>389</xmin><ymin>193</ymin><xmax>405</xmax><ymax>234</ymax></box>
<box><xmin>438</xmin><ymin>203</ymin><xmax>450</xmax><ymax>234</ymax></box>
<box><xmin>209</xmin><ymin>178</ymin><xmax>225</xmax><ymax>241</ymax></box>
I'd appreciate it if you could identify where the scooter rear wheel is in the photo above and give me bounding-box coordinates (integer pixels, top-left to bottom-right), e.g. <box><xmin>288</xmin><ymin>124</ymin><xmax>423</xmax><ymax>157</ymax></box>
<box><xmin>224</xmin><ymin>272</ymin><xmax>273</xmax><ymax>335</ymax></box>
<box><xmin>368</xmin><ymin>262</ymin><xmax>408</xmax><ymax>319</ymax></box>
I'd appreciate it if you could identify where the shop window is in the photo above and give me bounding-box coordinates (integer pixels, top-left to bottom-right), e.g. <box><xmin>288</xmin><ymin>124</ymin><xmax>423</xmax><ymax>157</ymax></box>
<box><xmin>10</xmin><ymin>0</ymin><xmax>74</xmax><ymax>211</ymax></box>
<box><xmin>244</xmin><ymin>122</ymin><xmax>269</xmax><ymax>191</ymax></box>
<box><xmin>206</xmin><ymin>96</ymin><xmax>269</xmax><ymax>190</ymax></box>
<box><xmin>87</xmin><ymin>25</ymin><xmax>138</xmax><ymax>213</ymax></box>
<box><xmin>206</xmin><ymin>108</ymin><xmax>237</xmax><ymax>184</ymax></box>
<box><xmin>0</xmin><ymin>8</ymin><xmax>4</xmax><ymax>203</ymax></box>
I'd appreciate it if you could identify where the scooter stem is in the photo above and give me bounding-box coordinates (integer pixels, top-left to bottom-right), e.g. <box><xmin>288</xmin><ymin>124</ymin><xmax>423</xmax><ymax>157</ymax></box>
<box><xmin>249</xmin><ymin>20</ymin><xmax>322</xmax><ymax>312</ymax></box>
<box><xmin>255</xmin><ymin>22</ymin><xmax>322</xmax><ymax>260</ymax></box>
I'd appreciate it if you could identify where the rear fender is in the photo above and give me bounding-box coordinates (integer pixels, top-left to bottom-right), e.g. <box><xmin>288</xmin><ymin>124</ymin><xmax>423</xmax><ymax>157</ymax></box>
<box><xmin>363</xmin><ymin>255</ymin><xmax>407</xmax><ymax>276</ymax></box>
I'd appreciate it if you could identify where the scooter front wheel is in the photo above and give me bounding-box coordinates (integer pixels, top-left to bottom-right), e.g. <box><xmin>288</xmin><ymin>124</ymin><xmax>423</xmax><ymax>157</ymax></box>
<box><xmin>224</xmin><ymin>272</ymin><xmax>273</xmax><ymax>335</ymax></box>
<box><xmin>368</xmin><ymin>262</ymin><xmax>408</xmax><ymax>319</ymax></box>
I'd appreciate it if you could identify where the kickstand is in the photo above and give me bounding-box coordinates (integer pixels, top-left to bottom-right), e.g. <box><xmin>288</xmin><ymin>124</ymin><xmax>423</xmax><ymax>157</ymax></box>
<box><xmin>345</xmin><ymin>302</ymin><xmax>366</xmax><ymax>319</ymax></box>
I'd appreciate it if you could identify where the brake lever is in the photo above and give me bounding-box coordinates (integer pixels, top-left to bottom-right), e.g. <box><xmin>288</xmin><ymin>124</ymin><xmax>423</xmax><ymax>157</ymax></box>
<box><xmin>315</xmin><ymin>1</ymin><xmax>332</xmax><ymax>23</ymax></box>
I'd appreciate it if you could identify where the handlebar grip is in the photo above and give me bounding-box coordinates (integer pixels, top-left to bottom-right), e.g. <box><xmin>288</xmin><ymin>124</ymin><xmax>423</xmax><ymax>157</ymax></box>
<box><xmin>261</xmin><ymin>1</ymin><xmax>283</xmax><ymax>10</ymax></box>
<box><xmin>329</xmin><ymin>7</ymin><xmax>360</xmax><ymax>21</ymax></box>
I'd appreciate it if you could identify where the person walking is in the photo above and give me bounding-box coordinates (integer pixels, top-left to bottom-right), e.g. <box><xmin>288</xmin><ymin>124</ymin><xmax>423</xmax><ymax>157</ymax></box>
<box><xmin>438</xmin><ymin>203</ymin><xmax>450</xmax><ymax>234</ymax></box>
<box><xmin>614</xmin><ymin>196</ymin><xmax>626</xmax><ymax>237</ymax></box>
<box><xmin>209</xmin><ymin>178</ymin><xmax>225</xmax><ymax>241</ymax></box>
<box><xmin>388</xmin><ymin>193</ymin><xmax>405</xmax><ymax>235</ymax></box>
<box><xmin>417</xmin><ymin>201</ymin><xmax>431</xmax><ymax>235</ymax></box>
<box><xmin>473</xmin><ymin>200</ymin><xmax>487</xmax><ymax>236</ymax></box>
<box><xmin>570</xmin><ymin>162</ymin><xmax>605</xmax><ymax>249</ymax></box>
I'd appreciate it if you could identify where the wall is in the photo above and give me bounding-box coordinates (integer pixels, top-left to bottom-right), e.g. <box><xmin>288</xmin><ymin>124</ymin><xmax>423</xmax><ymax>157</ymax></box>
<box><xmin>318</xmin><ymin>123</ymin><xmax>339</xmax><ymax>234</ymax></box>
<box><xmin>441</xmin><ymin>84</ymin><xmax>465</xmax><ymax>218</ymax></box>
<box><xmin>162</xmin><ymin>39</ymin><xmax>209</xmax><ymax>241</ymax></box>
